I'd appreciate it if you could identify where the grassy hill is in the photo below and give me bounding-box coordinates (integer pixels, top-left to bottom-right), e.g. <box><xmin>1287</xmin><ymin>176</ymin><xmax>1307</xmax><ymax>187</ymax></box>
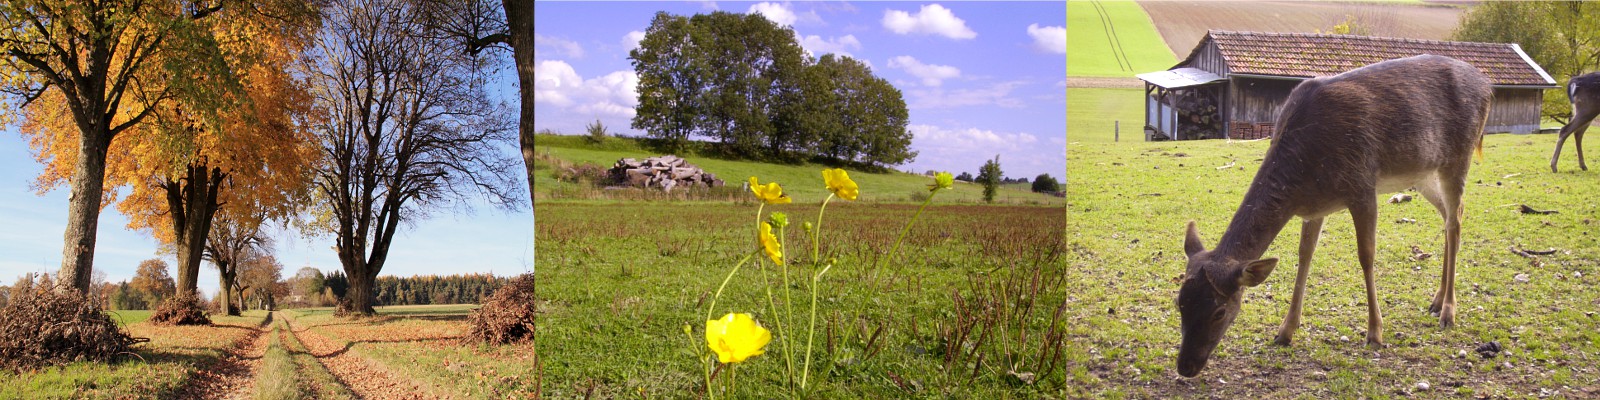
<box><xmin>1067</xmin><ymin>1</ymin><xmax>1176</xmax><ymax>78</ymax></box>
<box><xmin>531</xmin><ymin>134</ymin><xmax>1063</xmax><ymax>205</ymax></box>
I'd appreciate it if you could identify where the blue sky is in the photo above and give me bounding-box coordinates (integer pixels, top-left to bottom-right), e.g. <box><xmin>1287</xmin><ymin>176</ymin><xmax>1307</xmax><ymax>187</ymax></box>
<box><xmin>533</xmin><ymin>1</ymin><xmax>1066</xmax><ymax>180</ymax></box>
<box><xmin>0</xmin><ymin>130</ymin><xmax>536</xmax><ymax>298</ymax></box>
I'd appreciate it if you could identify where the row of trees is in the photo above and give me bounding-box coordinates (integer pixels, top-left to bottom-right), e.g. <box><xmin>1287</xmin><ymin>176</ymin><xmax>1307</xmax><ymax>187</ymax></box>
<box><xmin>1</xmin><ymin>0</ymin><xmax>543</xmax><ymax>317</ymax></box>
<box><xmin>631</xmin><ymin>12</ymin><xmax>916</xmax><ymax>168</ymax></box>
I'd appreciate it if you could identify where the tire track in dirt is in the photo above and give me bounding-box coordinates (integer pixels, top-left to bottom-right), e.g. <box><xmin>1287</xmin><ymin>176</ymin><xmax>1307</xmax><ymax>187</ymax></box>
<box><xmin>283</xmin><ymin>313</ymin><xmax>441</xmax><ymax>400</ymax></box>
<box><xmin>172</xmin><ymin>315</ymin><xmax>272</xmax><ymax>399</ymax></box>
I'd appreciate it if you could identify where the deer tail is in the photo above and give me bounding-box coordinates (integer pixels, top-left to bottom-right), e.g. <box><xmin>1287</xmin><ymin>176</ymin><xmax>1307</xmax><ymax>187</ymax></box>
<box><xmin>1474</xmin><ymin>102</ymin><xmax>1491</xmax><ymax>163</ymax></box>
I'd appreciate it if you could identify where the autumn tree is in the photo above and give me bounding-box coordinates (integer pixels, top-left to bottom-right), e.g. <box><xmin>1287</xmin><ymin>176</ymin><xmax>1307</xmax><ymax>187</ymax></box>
<box><xmin>130</xmin><ymin>259</ymin><xmax>177</xmax><ymax>307</ymax></box>
<box><xmin>1455</xmin><ymin>1</ymin><xmax>1600</xmax><ymax>123</ymax></box>
<box><xmin>0</xmin><ymin>0</ymin><xmax>314</xmax><ymax>294</ymax></box>
<box><xmin>302</xmin><ymin>0</ymin><xmax>520</xmax><ymax>315</ymax></box>
<box><xmin>237</xmin><ymin>252</ymin><xmax>285</xmax><ymax>311</ymax></box>
<box><xmin>204</xmin><ymin>210</ymin><xmax>273</xmax><ymax>315</ymax></box>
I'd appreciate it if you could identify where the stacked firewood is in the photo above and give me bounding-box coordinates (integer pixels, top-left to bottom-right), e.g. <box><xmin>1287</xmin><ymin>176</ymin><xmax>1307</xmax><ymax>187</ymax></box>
<box><xmin>607</xmin><ymin>155</ymin><xmax>725</xmax><ymax>192</ymax></box>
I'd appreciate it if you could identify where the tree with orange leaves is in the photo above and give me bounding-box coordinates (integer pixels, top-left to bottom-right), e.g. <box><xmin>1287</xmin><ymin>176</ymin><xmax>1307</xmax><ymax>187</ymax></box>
<box><xmin>4</xmin><ymin>0</ymin><xmax>318</xmax><ymax>295</ymax></box>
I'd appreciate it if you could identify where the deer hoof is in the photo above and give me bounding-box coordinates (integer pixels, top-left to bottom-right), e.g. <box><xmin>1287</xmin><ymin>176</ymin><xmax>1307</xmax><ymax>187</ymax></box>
<box><xmin>1439</xmin><ymin>306</ymin><xmax>1457</xmax><ymax>328</ymax></box>
<box><xmin>1365</xmin><ymin>336</ymin><xmax>1386</xmax><ymax>348</ymax></box>
<box><xmin>1272</xmin><ymin>334</ymin><xmax>1294</xmax><ymax>347</ymax></box>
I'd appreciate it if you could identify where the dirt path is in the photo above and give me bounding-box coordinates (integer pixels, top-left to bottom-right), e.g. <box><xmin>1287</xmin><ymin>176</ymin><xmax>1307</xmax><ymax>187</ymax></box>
<box><xmin>283</xmin><ymin>314</ymin><xmax>440</xmax><ymax>400</ymax></box>
<box><xmin>172</xmin><ymin>316</ymin><xmax>272</xmax><ymax>399</ymax></box>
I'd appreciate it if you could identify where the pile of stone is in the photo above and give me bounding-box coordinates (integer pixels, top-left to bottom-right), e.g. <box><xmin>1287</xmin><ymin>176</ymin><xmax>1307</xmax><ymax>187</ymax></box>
<box><xmin>608</xmin><ymin>155</ymin><xmax>725</xmax><ymax>192</ymax></box>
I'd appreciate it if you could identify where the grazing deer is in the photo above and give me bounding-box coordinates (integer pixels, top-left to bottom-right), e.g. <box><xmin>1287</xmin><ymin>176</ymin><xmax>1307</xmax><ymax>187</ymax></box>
<box><xmin>1550</xmin><ymin>72</ymin><xmax>1600</xmax><ymax>172</ymax></box>
<box><xmin>1174</xmin><ymin>55</ymin><xmax>1492</xmax><ymax>378</ymax></box>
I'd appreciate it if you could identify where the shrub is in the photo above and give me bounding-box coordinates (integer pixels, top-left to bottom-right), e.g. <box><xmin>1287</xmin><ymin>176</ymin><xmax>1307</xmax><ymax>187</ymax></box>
<box><xmin>148</xmin><ymin>292</ymin><xmax>212</xmax><ymax>326</ymax></box>
<box><xmin>1032</xmin><ymin>174</ymin><xmax>1060</xmax><ymax>193</ymax></box>
<box><xmin>0</xmin><ymin>285</ymin><xmax>143</xmax><ymax>371</ymax></box>
<box><xmin>465</xmin><ymin>273</ymin><xmax>537</xmax><ymax>345</ymax></box>
<box><xmin>554</xmin><ymin>162</ymin><xmax>609</xmax><ymax>185</ymax></box>
<box><xmin>585</xmin><ymin>119</ymin><xmax>608</xmax><ymax>145</ymax></box>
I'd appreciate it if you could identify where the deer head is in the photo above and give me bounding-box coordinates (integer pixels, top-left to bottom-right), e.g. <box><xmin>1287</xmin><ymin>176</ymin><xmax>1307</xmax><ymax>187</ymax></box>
<box><xmin>1175</xmin><ymin>221</ymin><xmax>1277</xmax><ymax>377</ymax></box>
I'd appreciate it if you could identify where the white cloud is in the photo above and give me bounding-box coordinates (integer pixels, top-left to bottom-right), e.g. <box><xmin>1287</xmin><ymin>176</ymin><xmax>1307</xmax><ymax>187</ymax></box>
<box><xmin>888</xmin><ymin>55</ymin><xmax>960</xmax><ymax>86</ymax></box>
<box><xmin>533</xmin><ymin>60</ymin><xmax>638</xmax><ymax>118</ymax></box>
<box><xmin>797</xmin><ymin>34</ymin><xmax>861</xmax><ymax>57</ymax></box>
<box><xmin>903</xmin><ymin>81</ymin><xmax>1027</xmax><ymax>109</ymax></box>
<box><xmin>623</xmin><ymin>30</ymin><xmax>646</xmax><ymax>51</ymax></box>
<box><xmin>533</xmin><ymin>33</ymin><xmax>584</xmax><ymax>59</ymax></box>
<box><xmin>1027</xmin><ymin>24</ymin><xmax>1066</xmax><ymax>54</ymax></box>
<box><xmin>882</xmin><ymin>4</ymin><xmax>976</xmax><ymax>39</ymax></box>
<box><xmin>903</xmin><ymin>124</ymin><xmax>1059</xmax><ymax>180</ymax></box>
<box><xmin>749</xmin><ymin>2</ymin><xmax>797</xmax><ymax>26</ymax></box>
<box><xmin>696</xmin><ymin>1</ymin><xmax>719</xmax><ymax>11</ymax></box>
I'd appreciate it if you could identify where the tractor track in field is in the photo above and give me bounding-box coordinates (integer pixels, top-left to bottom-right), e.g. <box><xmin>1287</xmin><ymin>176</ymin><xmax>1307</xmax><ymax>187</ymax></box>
<box><xmin>281</xmin><ymin>312</ymin><xmax>442</xmax><ymax>400</ymax></box>
<box><xmin>170</xmin><ymin>314</ymin><xmax>273</xmax><ymax>399</ymax></box>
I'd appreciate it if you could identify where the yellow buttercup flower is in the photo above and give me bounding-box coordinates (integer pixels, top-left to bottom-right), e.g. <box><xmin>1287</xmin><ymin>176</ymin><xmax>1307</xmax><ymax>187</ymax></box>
<box><xmin>706</xmin><ymin>313</ymin><xmax>772</xmax><ymax>363</ymax></box>
<box><xmin>759</xmin><ymin>222</ymin><xmax>784</xmax><ymax>265</ymax></box>
<box><xmin>748</xmin><ymin>177</ymin><xmax>792</xmax><ymax>204</ymax></box>
<box><xmin>929</xmin><ymin>171</ymin><xmax>954</xmax><ymax>192</ymax></box>
<box><xmin>821</xmin><ymin>169</ymin><xmax>858</xmax><ymax>201</ymax></box>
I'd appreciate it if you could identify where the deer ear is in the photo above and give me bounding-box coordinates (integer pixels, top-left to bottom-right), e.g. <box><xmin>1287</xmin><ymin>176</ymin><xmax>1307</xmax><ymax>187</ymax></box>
<box><xmin>1238</xmin><ymin>258</ymin><xmax>1278</xmax><ymax>287</ymax></box>
<box><xmin>1184</xmin><ymin>221</ymin><xmax>1206</xmax><ymax>257</ymax></box>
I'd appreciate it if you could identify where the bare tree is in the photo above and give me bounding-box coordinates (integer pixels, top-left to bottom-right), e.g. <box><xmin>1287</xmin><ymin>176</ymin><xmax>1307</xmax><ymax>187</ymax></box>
<box><xmin>301</xmin><ymin>0</ymin><xmax>520</xmax><ymax>315</ymax></box>
<box><xmin>206</xmin><ymin>212</ymin><xmax>269</xmax><ymax>316</ymax></box>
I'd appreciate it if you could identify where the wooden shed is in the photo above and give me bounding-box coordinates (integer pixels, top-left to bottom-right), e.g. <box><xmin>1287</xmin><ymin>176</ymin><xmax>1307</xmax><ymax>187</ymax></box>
<box><xmin>1138</xmin><ymin>30</ymin><xmax>1558</xmax><ymax>141</ymax></box>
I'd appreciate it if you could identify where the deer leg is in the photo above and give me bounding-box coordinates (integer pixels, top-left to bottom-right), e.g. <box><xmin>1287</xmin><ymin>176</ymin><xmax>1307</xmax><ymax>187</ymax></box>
<box><xmin>1439</xmin><ymin>171</ymin><xmax>1469</xmax><ymax>328</ymax></box>
<box><xmin>1576</xmin><ymin>123</ymin><xmax>1589</xmax><ymax>171</ymax></box>
<box><xmin>1555</xmin><ymin>108</ymin><xmax>1598</xmax><ymax>172</ymax></box>
<box><xmin>1274</xmin><ymin>217</ymin><xmax>1323</xmax><ymax>346</ymax></box>
<box><xmin>1350</xmin><ymin>199</ymin><xmax>1384</xmax><ymax>347</ymax></box>
<box><xmin>1417</xmin><ymin>184</ymin><xmax>1449</xmax><ymax>315</ymax></box>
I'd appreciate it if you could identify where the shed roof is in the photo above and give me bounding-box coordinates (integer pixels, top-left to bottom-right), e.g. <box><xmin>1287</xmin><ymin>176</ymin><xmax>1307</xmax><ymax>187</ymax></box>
<box><xmin>1182</xmin><ymin>30</ymin><xmax>1556</xmax><ymax>87</ymax></box>
<box><xmin>1137</xmin><ymin>68</ymin><xmax>1225</xmax><ymax>89</ymax></box>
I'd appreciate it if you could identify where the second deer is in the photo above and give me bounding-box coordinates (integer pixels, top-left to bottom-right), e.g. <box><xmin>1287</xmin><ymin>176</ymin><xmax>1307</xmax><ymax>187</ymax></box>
<box><xmin>1550</xmin><ymin>72</ymin><xmax>1600</xmax><ymax>172</ymax></box>
<box><xmin>1174</xmin><ymin>55</ymin><xmax>1493</xmax><ymax>378</ymax></box>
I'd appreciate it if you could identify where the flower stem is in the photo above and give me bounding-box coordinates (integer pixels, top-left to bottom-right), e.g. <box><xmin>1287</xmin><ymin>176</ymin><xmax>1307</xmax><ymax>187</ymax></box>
<box><xmin>811</xmin><ymin>194</ymin><xmax>833</xmax><ymax>264</ymax></box>
<box><xmin>801</xmin><ymin>261</ymin><xmax>833</xmax><ymax>390</ymax></box>
<box><xmin>871</xmin><ymin>190</ymin><xmax>940</xmax><ymax>285</ymax></box>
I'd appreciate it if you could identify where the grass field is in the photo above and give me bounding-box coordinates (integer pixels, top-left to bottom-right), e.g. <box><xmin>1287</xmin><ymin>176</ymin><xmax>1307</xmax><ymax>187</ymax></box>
<box><xmin>1068</xmin><ymin>88</ymin><xmax>1145</xmax><ymax>143</ymax></box>
<box><xmin>279</xmin><ymin>304</ymin><xmax>545</xmax><ymax>398</ymax></box>
<box><xmin>536</xmin><ymin>197</ymin><xmax>1067</xmax><ymax>397</ymax></box>
<box><xmin>0</xmin><ymin>311</ymin><xmax>269</xmax><ymax>398</ymax></box>
<box><xmin>533</xmin><ymin>134</ymin><xmax>1064</xmax><ymax>205</ymax></box>
<box><xmin>1140</xmin><ymin>1</ymin><xmax>1464</xmax><ymax>57</ymax></box>
<box><xmin>1065</xmin><ymin>134</ymin><xmax>1600</xmax><ymax>398</ymax></box>
<box><xmin>1066</xmin><ymin>1</ymin><xmax>1176</xmax><ymax>78</ymax></box>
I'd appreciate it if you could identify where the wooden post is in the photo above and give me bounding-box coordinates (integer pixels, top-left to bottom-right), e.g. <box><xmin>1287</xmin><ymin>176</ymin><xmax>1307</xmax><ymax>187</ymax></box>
<box><xmin>1115</xmin><ymin>121</ymin><xmax>1120</xmax><ymax>142</ymax></box>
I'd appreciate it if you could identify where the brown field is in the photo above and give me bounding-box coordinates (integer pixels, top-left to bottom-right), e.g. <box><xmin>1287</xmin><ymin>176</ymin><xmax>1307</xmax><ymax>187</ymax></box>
<box><xmin>1140</xmin><ymin>1</ymin><xmax>1466</xmax><ymax>56</ymax></box>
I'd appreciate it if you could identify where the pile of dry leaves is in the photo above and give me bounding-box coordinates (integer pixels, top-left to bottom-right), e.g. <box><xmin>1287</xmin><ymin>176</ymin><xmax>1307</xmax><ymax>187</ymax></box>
<box><xmin>464</xmin><ymin>273</ymin><xmax>537</xmax><ymax>344</ymax></box>
<box><xmin>148</xmin><ymin>292</ymin><xmax>212</xmax><ymax>326</ymax></box>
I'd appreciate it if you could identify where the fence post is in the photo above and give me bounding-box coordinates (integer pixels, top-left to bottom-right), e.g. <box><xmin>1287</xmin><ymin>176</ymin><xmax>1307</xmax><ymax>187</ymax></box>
<box><xmin>1115</xmin><ymin>120</ymin><xmax>1119</xmax><ymax>142</ymax></box>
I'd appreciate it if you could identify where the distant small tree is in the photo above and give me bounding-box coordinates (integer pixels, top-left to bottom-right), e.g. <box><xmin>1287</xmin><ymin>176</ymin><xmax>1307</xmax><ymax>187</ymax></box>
<box><xmin>585</xmin><ymin>119</ymin><xmax>608</xmax><ymax>144</ymax></box>
<box><xmin>955</xmin><ymin>172</ymin><xmax>974</xmax><ymax>182</ymax></box>
<box><xmin>977</xmin><ymin>155</ymin><xmax>1003</xmax><ymax>203</ymax></box>
<box><xmin>1032</xmin><ymin>173</ymin><xmax>1061</xmax><ymax>193</ymax></box>
<box><xmin>130</xmin><ymin>259</ymin><xmax>177</xmax><ymax>307</ymax></box>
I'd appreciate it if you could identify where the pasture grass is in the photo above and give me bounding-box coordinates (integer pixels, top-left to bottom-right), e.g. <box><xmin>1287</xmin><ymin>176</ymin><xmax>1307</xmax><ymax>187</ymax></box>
<box><xmin>1065</xmin><ymin>134</ymin><xmax>1600</xmax><ymax>398</ymax></box>
<box><xmin>1066</xmin><ymin>1</ymin><xmax>1176</xmax><ymax>78</ymax></box>
<box><xmin>1068</xmin><ymin>87</ymin><xmax>1145</xmax><ymax>143</ymax></box>
<box><xmin>0</xmin><ymin>311</ymin><xmax>269</xmax><ymax>398</ymax></box>
<box><xmin>533</xmin><ymin>133</ymin><xmax>1064</xmax><ymax>205</ymax></box>
<box><xmin>285</xmin><ymin>305</ymin><xmax>540</xmax><ymax>398</ymax></box>
<box><xmin>536</xmin><ymin>200</ymin><xmax>1067</xmax><ymax>397</ymax></box>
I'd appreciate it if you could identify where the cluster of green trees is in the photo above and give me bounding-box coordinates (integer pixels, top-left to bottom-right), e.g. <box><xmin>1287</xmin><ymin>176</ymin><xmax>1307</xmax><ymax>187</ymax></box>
<box><xmin>631</xmin><ymin>11</ymin><xmax>915</xmax><ymax>168</ymax></box>
<box><xmin>373</xmin><ymin>274</ymin><xmax>510</xmax><ymax>306</ymax></box>
<box><xmin>282</xmin><ymin>268</ymin><xmax>509</xmax><ymax>307</ymax></box>
<box><xmin>1454</xmin><ymin>1</ymin><xmax>1600</xmax><ymax>123</ymax></box>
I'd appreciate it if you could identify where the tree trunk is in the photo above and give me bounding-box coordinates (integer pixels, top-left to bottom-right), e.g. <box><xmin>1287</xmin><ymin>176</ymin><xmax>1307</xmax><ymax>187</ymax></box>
<box><xmin>347</xmin><ymin>271</ymin><xmax>376</xmax><ymax>314</ymax></box>
<box><xmin>170</xmin><ymin>162</ymin><xmax>225</xmax><ymax>295</ymax></box>
<box><xmin>218</xmin><ymin>263</ymin><xmax>239</xmax><ymax>316</ymax></box>
<box><xmin>57</xmin><ymin>132</ymin><xmax>112</xmax><ymax>294</ymax></box>
<box><xmin>505</xmin><ymin>0</ymin><xmax>536</xmax><ymax>211</ymax></box>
